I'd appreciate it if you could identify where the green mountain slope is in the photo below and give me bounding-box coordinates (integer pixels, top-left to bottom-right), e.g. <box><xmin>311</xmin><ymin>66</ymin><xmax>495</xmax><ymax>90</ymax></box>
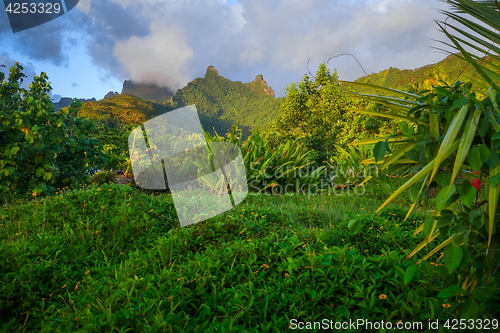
<box><xmin>170</xmin><ymin>66</ymin><xmax>283</xmax><ymax>138</ymax></box>
<box><xmin>351</xmin><ymin>53</ymin><xmax>500</xmax><ymax>94</ymax></box>
<box><xmin>64</xmin><ymin>67</ymin><xmax>283</xmax><ymax>140</ymax></box>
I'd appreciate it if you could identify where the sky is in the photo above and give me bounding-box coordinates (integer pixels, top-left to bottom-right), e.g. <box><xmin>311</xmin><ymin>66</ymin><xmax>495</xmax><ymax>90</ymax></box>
<box><xmin>0</xmin><ymin>0</ymin><xmax>463</xmax><ymax>102</ymax></box>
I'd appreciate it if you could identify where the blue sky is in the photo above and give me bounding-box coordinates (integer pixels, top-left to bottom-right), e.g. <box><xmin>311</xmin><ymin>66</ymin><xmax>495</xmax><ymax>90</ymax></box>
<box><xmin>0</xmin><ymin>0</ymin><xmax>461</xmax><ymax>102</ymax></box>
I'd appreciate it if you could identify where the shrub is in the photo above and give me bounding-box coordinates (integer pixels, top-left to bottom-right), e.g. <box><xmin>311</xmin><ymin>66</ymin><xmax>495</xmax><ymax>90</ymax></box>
<box><xmin>0</xmin><ymin>62</ymin><xmax>109</xmax><ymax>197</ymax></box>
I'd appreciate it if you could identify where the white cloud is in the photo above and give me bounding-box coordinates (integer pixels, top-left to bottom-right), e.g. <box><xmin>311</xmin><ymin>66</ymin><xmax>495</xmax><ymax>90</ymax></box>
<box><xmin>113</xmin><ymin>22</ymin><xmax>194</xmax><ymax>90</ymax></box>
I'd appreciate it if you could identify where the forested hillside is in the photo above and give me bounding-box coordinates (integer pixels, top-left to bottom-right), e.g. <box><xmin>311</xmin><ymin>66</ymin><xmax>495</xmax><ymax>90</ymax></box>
<box><xmin>352</xmin><ymin>52</ymin><xmax>500</xmax><ymax>95</ymax></box>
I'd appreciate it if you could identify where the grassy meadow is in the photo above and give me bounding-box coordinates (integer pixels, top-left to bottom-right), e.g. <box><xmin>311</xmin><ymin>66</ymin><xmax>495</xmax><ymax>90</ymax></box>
<box><xmin>1</xmin><ymin>176</ymin><xmax>476</xmax><ymax>333</ymax></box>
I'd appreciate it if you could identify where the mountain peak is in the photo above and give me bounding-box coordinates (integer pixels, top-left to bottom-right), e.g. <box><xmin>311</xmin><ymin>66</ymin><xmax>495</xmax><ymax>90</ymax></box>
<box><xmin>206</xmin><ymin>65</ymin><xmax>218</xmax><ymax>76</ymax></box>
<box><xmin>247</xmin><ymin>74</ymin><xmax>274</xmax><ymax>97</ymax></box>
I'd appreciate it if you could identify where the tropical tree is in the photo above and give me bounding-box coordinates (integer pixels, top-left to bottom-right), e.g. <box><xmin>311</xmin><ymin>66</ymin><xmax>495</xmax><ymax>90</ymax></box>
<box><xmin>0</xmin><ymin>62</ymin><xmax>109</xmax><ymax>197</ymax></box>
<box><xmin>268</xmin><ymin>63</ymin><xmax>359</xmax><ymax>164</ymax></box>
<box><xmin>338</xmin><ymin>0</ymin><xmax>500</xmax><ymax>319</ymax></box>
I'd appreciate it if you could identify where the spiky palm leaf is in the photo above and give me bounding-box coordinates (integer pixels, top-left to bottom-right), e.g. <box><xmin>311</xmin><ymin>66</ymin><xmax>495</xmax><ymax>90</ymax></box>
<box><xmin>339</xmin><ymin>0</ymin><xmax>500</xmax><ymax>279</ymax></box>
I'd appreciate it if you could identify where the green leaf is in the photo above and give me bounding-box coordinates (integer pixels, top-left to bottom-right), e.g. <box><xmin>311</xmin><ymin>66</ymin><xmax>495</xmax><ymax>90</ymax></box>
<box><xmin>472</xmin><ymin>285</ymin><xmax>496</xmax><ymax>301</ymax></box>
<box><xmin>477</xmin><ymin>144</ymin><xmax>490</xmax><ymax>163</ymax></box>
<box><xmin>443</xmin><ymin>243</ymin><xmax>463</xmax><ymax>273</ymax></box>
<box><xmin>435</xmin><ymin>184</ymin><xmax>456</xmax><ymax>212</ymax></box>
<box><xmin>404</xmin><ymin>264</ymin><xmax>417</xmax><ymax>285</ymax></box>
<box><xmin>467</xmin><ymin>146</ymin><xmax>482</xmax><ymax>171</ymax></box>
<box><xmin>423</xmin><ymin>217</ymin><xmax>435</xmax><ymax>238</ymax></box>
<box><xmin>450</xmin><ymin>108</ymin><xmax>481</xmax><ymax>189</ymax></box>
<box><xmin>380</xmin><ymin>181</ymin><xmax>392</xmax><ymax>196</ymax></box>
<box><xmin>347</xmin><ymin>219</ymin><xmax>363</xmax><ymax>235</ymax></box>
<box><xmin>460</xmin><ymin>182</ymin><xmax>476</xmax><ymax>209</ymax></box>
<box><xmin>430</xmin><ymin>103</ymin><xmax>470</xmax><ymax>183</ymax></box>
<box><xmin>460</xmin><ymin>299</ymin><xmax>479</xmax><ymax>319</ymax></box>
<box><xmin>450</xmin><ymin>96</ymin><xmax>469</xmax><ymax>110</ymax></box>
<box><xmin>373</xmin><ymin>141</ymin><xmax>388</xmax><ymax>162</ymax></box>
<box><xmin>437</xmin><ymin>285</ymin><xmax>463</xmax><ymax>298</ymax></box>
<box><xmin>489</xmin><ymin>175</ymin><xmax>499</xmax><ymax>188</ymax></box>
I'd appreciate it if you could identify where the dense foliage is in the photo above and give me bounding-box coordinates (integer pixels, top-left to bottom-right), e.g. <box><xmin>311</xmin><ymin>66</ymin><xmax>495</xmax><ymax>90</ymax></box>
<box><xmin>0</xmin><ymin>63</ymin><xmax>109</xmax><ymax>196</ymax></box>
<box><xmin>266</xmin><ymin>63</ymin><xmax>396</xmax><ymax>165</ymax></box>
<box><xmin>340</xmin><ymin>0</ymin><xmax>500</xmax><ymax>319</ymax></box>
<box><xmin>201</xmin><ymin>125</ymin><xmax>326</xmax><ymax>196</ymax></box>
<box><xmin>171</xmin><ymin>68</ymin><xmax>283</xmax><ymax>139</ymax></box>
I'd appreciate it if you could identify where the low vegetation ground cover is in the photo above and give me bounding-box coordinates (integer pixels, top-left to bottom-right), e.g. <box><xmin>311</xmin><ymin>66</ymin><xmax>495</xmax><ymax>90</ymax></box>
<box><xmin>1</xmin><ymin>177</ymin><xmax>477</xmax><ymax>333</ymax></box>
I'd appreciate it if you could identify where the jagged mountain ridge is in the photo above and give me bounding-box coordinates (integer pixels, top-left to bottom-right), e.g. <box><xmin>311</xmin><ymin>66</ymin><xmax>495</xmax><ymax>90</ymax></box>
<box><xmin>60</xmin><ymin>66</ymin><xmax>283</xmax><ymax>140</ymax></box>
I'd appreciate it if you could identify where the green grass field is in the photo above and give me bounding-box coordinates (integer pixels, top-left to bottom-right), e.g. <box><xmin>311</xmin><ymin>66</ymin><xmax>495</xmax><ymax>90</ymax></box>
<box><xmin>0</xmin><ymin>179</ymin><xmax>490</xmax><ymax>332</ymax></box>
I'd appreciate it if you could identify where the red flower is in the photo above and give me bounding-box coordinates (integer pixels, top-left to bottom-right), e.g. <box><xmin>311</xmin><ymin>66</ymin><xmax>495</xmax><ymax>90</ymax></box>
<box><xmin>471</xmin><ymin>171</ymin><xmax>489</xmax><ymax>191</ymax></box>
<box><xmin>471</xmin><ymin>171</ymin><xmax>480</xmax><ymax>191</ymax></box>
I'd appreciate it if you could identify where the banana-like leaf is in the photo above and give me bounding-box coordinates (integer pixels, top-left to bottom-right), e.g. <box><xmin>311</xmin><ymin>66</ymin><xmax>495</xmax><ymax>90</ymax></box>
<box><xmin>404</xmin><ymin>173</ymin><xmax>431</xmax><ymax>222</ymax></box>
<box><xmin>345</xmin><ymin>92</ymin><xmax>422</xmax><ymax>106</ymax></box>
<box><xmin>381</xmin><ymin>141</ymin><xmax>416</xmax><ymax>168</ymax></box>
<box><xmin>348</xmin><ymin>108</ymin><xmax>427</xmax><ymax>125</ymax></box>
<box><xmin>429</xmin><ymin>111</ymin><xmax>440</xmax><ymax>137</ymax></box>
<box><xmin>448</xmin><ymin>108</ymin><xmax>481</xmax><ymax>191</ymax></box>
<box><xmin>429</xmin><ymin>102</ymin><xmax>470</xmax><ymax>184</ymax></box>
<box><xmin>436</xmin><ymin>20</ymin><xmax>500</xmax><ymax>92</ymax></box>
<box><xmin>488</xmin><ymin>146</ymin><xmax>500</xmax><ymax>247</ymax></box>
<box><xmin>406</xmin><ymin>230</ymin><xmax>440</xmax><ymax>259</ymax></box>
<box><xmin>417</xmin><ymin>234</ymin><xmax>457</xmax><ymax>264</ymax></box>
<box><xmin>376</xmin><ymin>140</ymin><xmax>461</xmax><ymax>212</ymax></box>
<box><xmin>338</xmin><ymin>80</ymin><xmax>422</xmax><ymax>100</ymax></box>
<box><xmin>348</xmin><ymin>135</ymin><xmax>408</xmax><ymax>146</ymax></box>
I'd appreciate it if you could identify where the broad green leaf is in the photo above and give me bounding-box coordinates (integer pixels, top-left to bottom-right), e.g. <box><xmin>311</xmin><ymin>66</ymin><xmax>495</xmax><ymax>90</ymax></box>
<box><xmin>430</xmin><ymin>102</ymin><xmax>470</xmax><ymax>183</ymax></box>
<box><xmin>489</xmin><ymin>175</ymin><xmax>499</xmax><ymax>187</ymax></box>
<box><xmin>436</xmin><ymin>285</ymin><xmax>464</xmax><ymax>298</ymax></box>
<box><xmin>461</xmin><ymin>299</ymin><xmax>479</xmax><ymax>319</ymax></box>
<box><xmin>443</xmin><ymin>243</ymin><xmax>463</xmax><ymax>273</ymax></box>
<box><xmin>477</xmin><ymin>144</ymin><xmax>490</xmax><ymax>163</ymax></box>
<box><xmin>472</xmin><ymin>285</ymin><xmax>496</xmax><ymax>301</ymax></box>
<box><xmin>347</xmin><ymin>219</ymin><xmax>363</xmax><ymax>235</ymax></box>
<box><xmin>467</xmin><ymin>146</ymin><xmax>483</xmax><ymax>171</ymax></box>
<box><xmin>423</xmin><ymin>217</ymin><xmax>436</xmax><ymax>238</ymax></box>
<box><xmin>436</xmin><ymin>184</ymin><xmax>456</xmax><ymax>213</ymax></box>
<box><xmin>460</xmin><ymin>182</ymin><xmax>476</xmax><ymax>209</ymax></box>
<box><xmin>404</xmin><ymin>264</ymin><xmax>417</xmax><ymax>285</ymax></box>
<box><xmin>380</xmin><ymin>181</ymin><xmax>392</xmax><ymax>196</ymax></box>
<box><xmin>373</xmin><ymin>141</ymin><xmax>388</xmax><ymax>162</ymax></box>
<box><xmin>450</xmin><ymin>96</ymin><xmax>469</xmax><ymax>111</ymax></box>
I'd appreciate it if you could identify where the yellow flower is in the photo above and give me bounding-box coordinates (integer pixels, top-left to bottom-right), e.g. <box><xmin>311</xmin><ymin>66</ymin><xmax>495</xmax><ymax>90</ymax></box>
<box><xmin>442</xmin><ymin>303</ymin><xmax>451</xmax><ymax>308</ymax></box>
<box><xmin>284</xmin><ymin>273</ymin><xmax>289</xmax><ymax>277</ymax></box>
<box><xmin>379</xmin><ymin>294</ymin><xmax>387</xmax><ymax>300</ymax></box>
